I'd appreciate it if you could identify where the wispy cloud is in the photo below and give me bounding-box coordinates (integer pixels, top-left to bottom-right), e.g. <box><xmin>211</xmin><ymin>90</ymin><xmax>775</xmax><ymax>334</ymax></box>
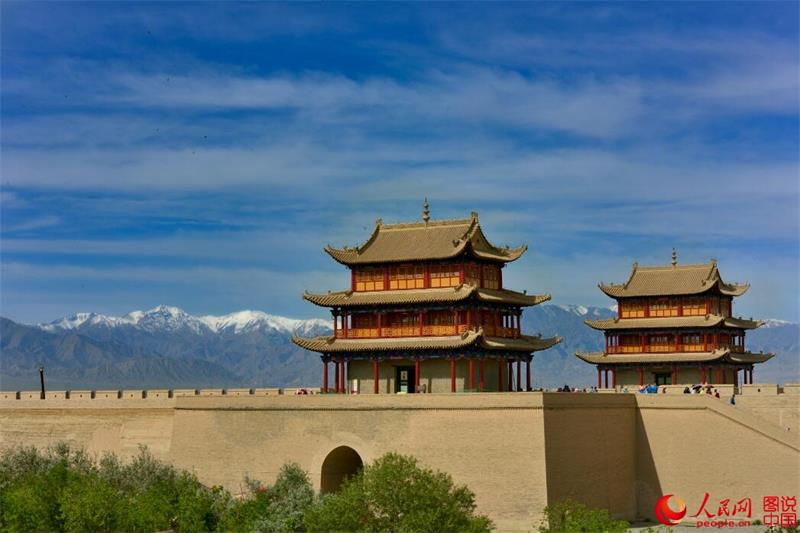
<box><xmin>1</xmin><ymin>3</ymin><xmax>797</xmax><ymax>323</ymax></box>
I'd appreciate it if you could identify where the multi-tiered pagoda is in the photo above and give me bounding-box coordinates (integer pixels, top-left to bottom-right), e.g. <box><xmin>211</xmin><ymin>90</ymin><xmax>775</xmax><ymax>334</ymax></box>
<box><xmin>293</xmin><ymin>203</ymin><xmax>560</xmax><ymax>394</ymax></box>
<box><xmin>575</xmin><ymin>252</ymin><xmax>773</xmax><ymax>388</ymax></box>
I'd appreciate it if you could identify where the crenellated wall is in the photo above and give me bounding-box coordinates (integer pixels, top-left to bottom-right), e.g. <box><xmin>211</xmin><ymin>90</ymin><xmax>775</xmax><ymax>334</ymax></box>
<box><xmin>1</xmin><ymin>388</ymin><xmax>797</xmax><ymax>531</ymax></box>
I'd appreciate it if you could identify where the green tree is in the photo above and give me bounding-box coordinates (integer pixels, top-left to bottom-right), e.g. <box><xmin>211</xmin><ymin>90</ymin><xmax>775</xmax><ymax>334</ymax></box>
<box><xmin>539</xmin><ymin>499</ymin><xmax>629</xmax><ymax>533</ymax></box>
<box><xmin>304</xmin><ymin>453</ymin><xmax>492</xmax><ymax>533</ymax></box>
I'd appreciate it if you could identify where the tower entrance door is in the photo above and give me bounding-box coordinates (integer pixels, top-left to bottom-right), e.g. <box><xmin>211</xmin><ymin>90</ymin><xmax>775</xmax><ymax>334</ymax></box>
<box><xmin>395</xmin><ymin>366</ymin><xmax>415</xmax><ymax>393</ymax></box>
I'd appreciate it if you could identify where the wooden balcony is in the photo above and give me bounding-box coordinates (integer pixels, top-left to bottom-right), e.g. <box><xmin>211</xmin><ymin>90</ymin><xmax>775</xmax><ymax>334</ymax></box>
<box><xmin>606</xmin><ymin>343</ymin><xmax>727</xmax><ymax>354</ymax></box>
<box><xmin>334</xmin><ymin>323</ymin><xmax>518</xmax><ymax>339</ymax></box>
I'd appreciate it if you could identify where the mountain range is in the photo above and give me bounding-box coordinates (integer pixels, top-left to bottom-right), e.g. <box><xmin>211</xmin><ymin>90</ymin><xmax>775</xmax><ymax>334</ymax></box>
<box><xmin>1</xmin><ymin>304</ymin><xmax>797</xmax><ymax>390</ymax></box>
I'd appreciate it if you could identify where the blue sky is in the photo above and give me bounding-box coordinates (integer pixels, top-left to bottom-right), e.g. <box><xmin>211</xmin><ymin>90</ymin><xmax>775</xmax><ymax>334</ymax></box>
<box><xmin>2</xmin><ymin>2</ymin><xmax>798</xmax><ymax>323</ymax></box>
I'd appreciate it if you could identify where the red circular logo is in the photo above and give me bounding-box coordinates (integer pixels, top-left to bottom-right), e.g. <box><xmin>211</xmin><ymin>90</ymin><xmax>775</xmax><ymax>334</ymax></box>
<box><xmin>655</xmin><ymin>494</ymin><xmax>687</xmax><ymax>526</ymax></box>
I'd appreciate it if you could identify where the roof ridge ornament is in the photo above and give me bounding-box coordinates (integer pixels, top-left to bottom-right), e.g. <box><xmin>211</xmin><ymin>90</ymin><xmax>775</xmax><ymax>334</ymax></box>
<box><xmin>671</xmin><ymin>248</ymin><xmax>677</xmax><ymax>267</ymax></box>
<box><xmin>422</xmin><ymin>198</ymin><xmax>430</xmax><ymax>224</ymax></box>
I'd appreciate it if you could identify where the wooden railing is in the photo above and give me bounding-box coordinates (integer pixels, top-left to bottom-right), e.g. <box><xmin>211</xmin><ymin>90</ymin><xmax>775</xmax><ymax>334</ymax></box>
<box><xmin>334</xmin><ymin>323</ymin><xmax>517</xmax><ymax>339</ymax></box>
<box><xmin>607</xmin><ymin>343</ymin><xmax>723</xmax><ymax>354</ymax></box>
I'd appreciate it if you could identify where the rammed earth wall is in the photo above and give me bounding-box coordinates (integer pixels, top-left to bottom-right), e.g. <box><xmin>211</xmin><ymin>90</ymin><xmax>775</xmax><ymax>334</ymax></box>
<box><xmin>1</xmin><ymin>391</ymin><xmax>797</xmax><ymax>531</ymax></box>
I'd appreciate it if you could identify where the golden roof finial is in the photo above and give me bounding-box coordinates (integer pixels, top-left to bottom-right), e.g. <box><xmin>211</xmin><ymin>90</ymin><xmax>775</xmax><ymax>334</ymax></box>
<box><xmin>422</xmin><ymin>198</ymin><xmax>430</xmax><ymax>224</ymax></box>
<box><xmin>672</xmin><ymin>248</ymin><xmax>677</xmax><ymax>267</ymax></box>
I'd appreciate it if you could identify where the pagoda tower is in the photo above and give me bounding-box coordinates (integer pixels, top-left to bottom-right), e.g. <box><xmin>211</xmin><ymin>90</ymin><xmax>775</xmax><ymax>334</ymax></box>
<box><xmin>575</xmin><ymin>251</ymin><xmax>773</xmax><ymax>389</ymax></box>
<box><xmin>293</xmin><ymin>202</ymin><xmax>561</xmax><ymax>394</ymax></box>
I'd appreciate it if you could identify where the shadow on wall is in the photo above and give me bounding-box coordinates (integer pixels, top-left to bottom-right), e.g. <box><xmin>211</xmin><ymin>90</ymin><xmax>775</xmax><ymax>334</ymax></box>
<box><xmin>634</xmin><ymin>409</ymin><xmax>663</xmax><ymax>521</ymax></box>
<box><xmin>320</xmin><ymin>445</ymin><xmax>363</xmax><ymax>494</ymax></box>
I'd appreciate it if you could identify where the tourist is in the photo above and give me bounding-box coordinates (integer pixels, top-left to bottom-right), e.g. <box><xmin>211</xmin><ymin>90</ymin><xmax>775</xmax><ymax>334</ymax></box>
<box><xmin>714</xmin><ymin>389</ymin><xmax>720</xmax><ymax>399</ymax></box>
<box><xmin>683</xmin><ymin>387</ymin><xmax>690</xmax><ymax>394</ymax></box>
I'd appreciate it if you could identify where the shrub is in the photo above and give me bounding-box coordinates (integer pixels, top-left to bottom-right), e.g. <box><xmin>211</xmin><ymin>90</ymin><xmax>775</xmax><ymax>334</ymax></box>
<box><xmin>304</xmin><ymin>453</ymin><xmax>493</xmax><ymax>533</ymax></box>
<box><xmin>539</xmin><ymin>499</ymin><xmax>629</xmax><ymax>533</ymax></box>
<box><xmin>0</xmin><ymin>444</ymin><xmax>229</xmax><ymax>533</ymax></box>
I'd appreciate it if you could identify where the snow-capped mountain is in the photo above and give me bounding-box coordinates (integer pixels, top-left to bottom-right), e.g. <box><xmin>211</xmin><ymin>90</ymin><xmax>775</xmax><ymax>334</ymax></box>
<box><xmin>199</xmin><ymin>310</ymin><xmax>330</xmax><ymax>336</ymax></box>
<box><xmin>2</xmin><ymin>304</ymin><xmax>796</xmax><ymax>391</ymax></box>
<box><xmin>41</xmin><ymin>305</ymin><xmax>331</xmax><ymax>336</ymax></box>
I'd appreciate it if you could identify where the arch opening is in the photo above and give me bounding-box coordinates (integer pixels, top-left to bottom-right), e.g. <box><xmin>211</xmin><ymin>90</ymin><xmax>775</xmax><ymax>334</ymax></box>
<box><xmin>320</xmin><ymin>446</ymin><xmax>363</xmax><ymax>494</ymax></box>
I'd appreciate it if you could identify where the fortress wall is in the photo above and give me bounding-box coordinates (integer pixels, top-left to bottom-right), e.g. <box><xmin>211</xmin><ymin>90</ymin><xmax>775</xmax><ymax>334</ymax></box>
<box><xmin>0</xmin><ymin>396</ymin><xmax>176</xmax><ymax>462</ymax></box>
<box><xmin>168</xmin><ymin>393</ymin><xmax>549</xmax><ymax>532</ymax></box>
<box><xmin>541</xmin><ymin>394</ymin><xmax>638</xmax><ymax>520</ymax></box>
<box><xmin>735</xmin><ymin>385</ymin><xmax>800</xmax><ymax>432</ymax></box>
<box><xmin>1</xmin><ymin>390</ymin><xmax>798</xmax><ymax>531</ymax></box>
<box><xmin>633</xmin><ymin>395</ymin><xmax>800</xmax><ymax>522</ymax></box>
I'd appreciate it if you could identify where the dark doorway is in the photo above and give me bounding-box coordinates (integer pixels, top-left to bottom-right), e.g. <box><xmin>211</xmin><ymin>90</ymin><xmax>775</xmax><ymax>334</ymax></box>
<box><xmin>395</xmin><ymin>365</ymin><xmax>415</xmax><ymax>393</ymax></box>
<box><xmin>654</xmin><ymin>372</ymin><xmax>671</xmax><ymax>386</ymax></box>
<box><xmin>320</xmin><ymin>446</ymin><xmax>363</xmax><ymax>494</ymax></box>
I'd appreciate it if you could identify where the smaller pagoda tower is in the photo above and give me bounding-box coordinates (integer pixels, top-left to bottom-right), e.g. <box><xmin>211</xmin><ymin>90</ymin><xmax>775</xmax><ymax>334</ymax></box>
<box><xmin>575</xmin><ymin>251</ymin><xmax>773</xmax><ymax>388</ymax></box>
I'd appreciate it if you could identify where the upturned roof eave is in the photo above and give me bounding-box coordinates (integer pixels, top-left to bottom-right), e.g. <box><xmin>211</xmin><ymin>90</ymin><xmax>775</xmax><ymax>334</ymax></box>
<box><xmin>292</xmin><ymin>329</ymin><xmax>561</xmax><ymax>354</ymax></box>
<box><xmin>302</xmin><ymin>286</ymin><xmax>551</xmax><ymax>308</ymax></box>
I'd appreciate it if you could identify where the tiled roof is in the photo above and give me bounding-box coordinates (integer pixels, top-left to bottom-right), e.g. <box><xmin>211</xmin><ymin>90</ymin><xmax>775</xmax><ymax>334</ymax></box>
<box><xmin>292</xmin><ymin>328</ymin><xmax>561</xmax><ymax>354</ymax></box>
<box><xmin>303</xmin><ymin>285</ymin><xmax>551</xmax><ymax>308</ymax></box>
<box><xmin>585</xmin><ymin>315</ymin><xmax>762</xmax><ymax>331</ymax></box>
<box><xmin>325</xmin><ymin>213</ymin><xmax>526</xmax><ymax>265</ymax></box>
<box><xmin>574</xmin><ymin>349</ymin><xmax>774</xmax><ymax>365</ymax></box>
<box><xmin>599</xmin><ymin>261</ymin><xmax>749</xmax><ymax>298</ymax></box>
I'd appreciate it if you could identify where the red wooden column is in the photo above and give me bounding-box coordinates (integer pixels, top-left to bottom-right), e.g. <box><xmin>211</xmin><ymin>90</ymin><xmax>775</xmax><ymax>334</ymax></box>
<box><xmin>671</xmin><ymin>365</ymin><xmax>678</xmax><ymax>385</ymax></box>
<box><xmin>479</xmin><ymin>359</ymin><xmax>486</xmax><ymax>392</ymax></box>
<box><xmin>334</xmin><ymin>360</ymin><xmax>340</xmax><ymax>393</ymax></box>
<box><xmin>700</xmin><ymin>367</ymin><xmax>706</xmax><ymax>383</ymax></box>
<box><xmin>340</xmin><ymin>361</ymin><xmax>346</xmax><ymax>393</ymax></box>
<box><xmin>467</xmin><ymin>359</ymin><xmax>475</xmax><ymax>391</ymax></box>
<box><xmin>611</xmin><ymin>367</ymin><xmax>617</xmax><ymax>389</ymax></box>
<box><xmin>414</xmin><ymin>359</ymin><xmax>421</xmax><ymax>392</ymax></box>
<box><xmin>638</xmin><ymin>367</ymin><xmax>644</xmax><ymax>387</ymax></box>
<box><xmin>323</xmin><ymin>360</ymin><xmax>329</xmax><ymax>393</ymax></box>
<box><xmin>377</xmin><ymin>312</ymin><xmax>382</xmax><ymax>338</ymax></box>
<box><xmin>516</xmin><ymin>360</ymin><xmax>522</xmax><ymax>391</ymax></box>
<box><xmin>715</xmin><ymin>367</ymin><xmax>721</xmax><ymax>384</ymax></box>
<box><xmin>722</xmin><ymin>368</ymin><xmax>727</xmax><ymax>384</ymax></box>
<box><xmin>333</xmin><ymin>312</ymin><xmax>338</xmax><ymax>338</ymax></box>
<box><xmin>419</xmin><ymin>311</ymin><xmax>424</xmax><ymax>336</ymax></box>
<box><xmin>497</xmin><ymin>359</ymin><xmax>504</xmax><ymax>391</ymax></box>
<box><xmin>749</xmin><ymin>367</ymin><xmax>754</xmax><ymax>384</ymax></box>
<box><xmin>597</xmin><ymin>367</ymin><xmax>602</xmax><ymax>389</ymax></box>
<box><xmin>450</xmin><ymin>358</ymin><xmax>456</xmax><ymax>393</ymax></box>
<box><xmin>526</xmin><ymin>359</ymin><xmax>531</xmax><ymax>391</ymax></box>
<box><xmin>507</xmin><ymin>360</ymin><xmax>513</xmax><ymax>391</ymax></box>
<box><xmin>373</xmin><ymin>360</ymin><xmax>380</xmax><ymax>394</ymax></box>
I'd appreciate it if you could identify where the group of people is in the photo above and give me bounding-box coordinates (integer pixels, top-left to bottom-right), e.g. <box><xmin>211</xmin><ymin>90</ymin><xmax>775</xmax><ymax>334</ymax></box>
<box><xmin>682</xmin><ymin>384</ymin><xmax>721</xmax><ymax>398</ymax></box>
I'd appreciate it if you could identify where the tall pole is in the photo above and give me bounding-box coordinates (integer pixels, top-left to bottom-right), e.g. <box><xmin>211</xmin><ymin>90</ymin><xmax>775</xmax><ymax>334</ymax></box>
<box><xmin>450</xmin><ymin>358</ymin><xmax>456</xmax><ymax>393</ymax></box>
<box><xmin>39</xmin><ymin>366</ymin><xmax>45</xmax><ymax>400</ymax></box>
<box><xmin>334</xmin><ymin>361</ymin><xmax>340</xmax><ymax>393</ymax></box>
<box><xmin>323</xmin><ymin>360</ymin><xmax>328</xmax><ymax>393</ymax></box>
<box><xmin>414</xmin><ymin>358</ymin><xmax>421</xmax><ymax>393</ymax></box>
<box><xmin>479</xmin><ymin>358</ymin><xmax>485</xmax><ymax>392</ymax></box>
<box><xmin>373</xmin><ymin>360</ymin><xmax>380</xmax><ymax>394</ymax></box>
<box><xmin>516</xmin><ymin>360</ymin><xmax>521</xmax><ymax>391</ymax></box>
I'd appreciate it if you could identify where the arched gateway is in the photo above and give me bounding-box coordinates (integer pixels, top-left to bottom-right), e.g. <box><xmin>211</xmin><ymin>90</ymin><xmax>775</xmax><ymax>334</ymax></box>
<box><xmin>320</xmin><ymin>446</ymin><xmax>363</xmax><ymax>493</ymax></box>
